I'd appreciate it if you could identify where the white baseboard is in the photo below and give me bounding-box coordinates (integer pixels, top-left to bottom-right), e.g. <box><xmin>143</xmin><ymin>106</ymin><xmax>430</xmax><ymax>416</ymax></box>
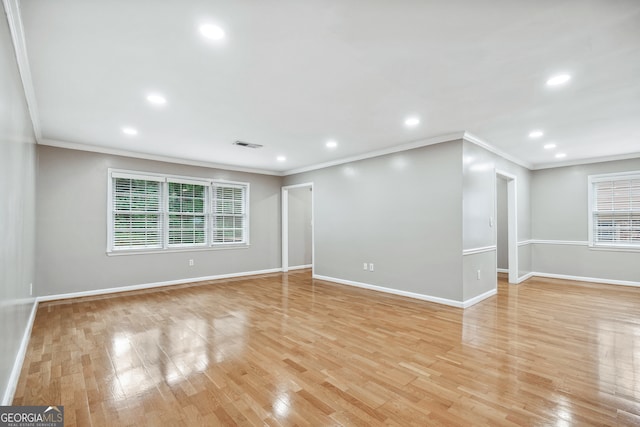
<box><xmin>287</xmin><ymin>264</ymin><xmax>312</xmax><ymax>271</ymax></box>
<box><xmin>7</xmin><ymin>268</ymin><xmax>283</xmax><ymax>402</ymax></box>
<box><xmin>530</xmin><ymin>272</ymin><xmax>640</xmax><ymax>288</ymax></box>
<box><xmin>313</xmin><ymin>275</ymin><xmax>499</xmax><ymax>309</ymax></box>
<box><xmin>37</xmin><ymin>268</ymin><xmax>283</xmax><ymax>302</ymax></box>
<box><xmin>313</xmin><ymin>274</ymin><xmax>465</xmax><ymax>308</ymax></box>
<box><xmin>2</xmin><ymin>299</ymin><xmax>38</xmax><ymax>405</ymax></box>
<box><xmin>517</xmin><ymin>272</ymin><xmax>535</xmax><ymax>283</ymax></box>
<box><xmin>463</xmin><ymin>288</ymin><xmax>497</xmax><ymax>308</ymax></box>
<box><xmin>497</xmin><ymin>268</ymin><xmax>508</xmax><ymax>273</ymax></box>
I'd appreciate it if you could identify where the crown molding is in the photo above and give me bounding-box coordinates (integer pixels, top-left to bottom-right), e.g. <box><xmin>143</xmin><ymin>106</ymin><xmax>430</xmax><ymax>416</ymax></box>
<box><xmin>283</xmin><ymin>132</ymin><xmax>466</xmax><ymax>175</ymax></box>
<box><xmin>532</xmin><ymin>151</ymin><xmax>640</xmax><ymax>170</ymax></box>
<box><xmin>3</xmin><ymin>0</ymin><xmax>41</xmax><ymax>141</ymax></box>
<box><xmin>3</xmin><ymin>0</ymin><xmax>636</xmax><ymax>176</ymax></box>
<box><xmin>39</xmin><ymin>138</ymin><xmax>284</xmax><ymax>176</ymax></box>
<box><xmin>462</xmin><ymin>132</ymin><xmax>532</xmax><ymax>169</ymax></box>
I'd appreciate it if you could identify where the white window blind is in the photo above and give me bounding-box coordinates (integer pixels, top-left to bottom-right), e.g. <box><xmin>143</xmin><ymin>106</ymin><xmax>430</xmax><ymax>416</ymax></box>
<box><xmin>108</xmin><ymin>169</ymin><xmax>249</xmax><ymax>253</ymax></box>
<box><xmin>212</xmin><ymin>184</ymin><xmax>247</xmax><ymax>244</ymax></box>
<box><xmin>168</xmin><ymin>181</ymin><xmax>207</xmax><ymax>247</ymax></box>
<box><xmin>590</xmin><ymin>174</ymin><xmax>640</xmax><ymax>248</ymax></box>
<box><xmin>112</xmin><ymin>177</ymin><xmax>163</xmax><ymax>249</ymax></box>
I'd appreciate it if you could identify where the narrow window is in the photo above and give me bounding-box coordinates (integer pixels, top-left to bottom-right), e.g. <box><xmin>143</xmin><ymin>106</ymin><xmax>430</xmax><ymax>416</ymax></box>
<box><xmin>112</xmin><ymin>177</ymin><xmax>163</xmax><ymax>250</ymax></box>
<box><xmin>168</xmin><ymin>181</ymin><xmax>207</xmax><ymax>247</ymax></box>
<box><xmin>212</xmin><ymin>184</ymin><xmax>248</xmax><ymax>244</ymax></box>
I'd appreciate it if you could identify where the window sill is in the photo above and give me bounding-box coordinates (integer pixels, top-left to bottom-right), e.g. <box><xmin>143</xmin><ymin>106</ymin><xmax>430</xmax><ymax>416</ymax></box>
<box><xmin>106</xmin><ymin>244</ymin><xmax>250</xmax><ymax>256</ymax></box>
<box><xmin>589</xmin><ymin>244</ymin><xmax>640</xmax><ymax>253</ymax></box>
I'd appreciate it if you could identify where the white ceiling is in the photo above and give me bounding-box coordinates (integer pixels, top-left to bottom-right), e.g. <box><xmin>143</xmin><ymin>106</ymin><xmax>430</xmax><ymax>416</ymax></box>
<box><xmin>14</xmin><ymin>0</ymin><xmax>640</xmax><ymax>174</ymax></box>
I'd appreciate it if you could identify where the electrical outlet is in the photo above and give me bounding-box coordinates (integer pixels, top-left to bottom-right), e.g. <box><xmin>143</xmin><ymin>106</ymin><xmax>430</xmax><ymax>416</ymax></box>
<box><xmin>189</xmin><ymin>259</ymin><xmax>194</xmax><ymax>266</ymax></box>
<box><xmin>363</xmin><ymin>262</ymin><xmax>368</xmax><ymax>271</ymax></box>
<box><xmin>29</xmin><ymin>283</ymin><xmax>33</xmax><ymax>296</ymax></box>
<box><xmin>477</xmin><ymin>269</ymin><xmax>481</xmax><ymax>280</ymax></box>
<box><xmin>489</xmin><ymin>216</ymin><xmax>494</xmax><ymax>227</ymax></box>
<box><xmin>369</xmin><ymin>263</ymin><xmax>374</xmax><ymax>272</ymax></box>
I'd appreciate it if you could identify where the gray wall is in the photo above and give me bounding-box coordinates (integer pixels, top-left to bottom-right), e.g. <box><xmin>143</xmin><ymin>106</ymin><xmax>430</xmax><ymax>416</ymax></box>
<box><xmin>461</xmin><ymin>140</ymin><xmax>532</xmax><ymax>298</ymax></box>
<box><xmin>36</xmin><ymin>146</ymin><xmax>283</xmax><ymax>296</ymax></box>
<box><xmin>284</xmin><ymin>140</ymin><xmax>464</xmax><ymax>301</ymax></box>
<box><xmin>531</xmin><ymin>158</ymin><xmax>640</xmax><ymax>282</ymax></box>
<box><xmin>0</xmin><ymin>6</ymin><xmax>37</xmax><ymax>403</ymax></box>
<box><xmin>496</xmin><ymin>177</ymin><xmax>508</xmax><ymax>269</ymax></box>
<box><xmin>288</xmin><ymin>186</ymin><xmax>312</xmax><ymax>267</ymax></box>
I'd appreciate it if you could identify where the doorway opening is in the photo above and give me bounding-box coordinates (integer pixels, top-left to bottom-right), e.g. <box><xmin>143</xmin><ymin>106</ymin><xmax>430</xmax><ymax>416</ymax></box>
<box><xmin>495</xmin><ymin>171</ymin><xmax>518</xmax><ymax>283</ymax></box>
<box><xmin>281</xmin><ymin>183</ymin><xmax>314</xmax><ymax>274</ymax></box>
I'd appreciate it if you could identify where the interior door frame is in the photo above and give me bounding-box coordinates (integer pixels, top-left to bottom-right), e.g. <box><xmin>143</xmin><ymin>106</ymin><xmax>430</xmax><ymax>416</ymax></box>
<box><xmin>281</xmin><ymin>182</ymin><xmax>314</xmax><ymax>273</ymax></box>
<box><xmin>495</xmin><ymin>170</ymin><xmax>518</xmax><ymax>284</ymax></box>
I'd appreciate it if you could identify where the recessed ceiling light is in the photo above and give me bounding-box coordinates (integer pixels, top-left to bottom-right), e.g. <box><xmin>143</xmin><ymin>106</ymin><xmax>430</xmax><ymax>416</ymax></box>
<box><xmin>122</xmin><ymin>127</ymin><xmax>138</xmax><ymax>136</ymax></box>
<box><xmin>146</xmin><ymin>93</ymin><xmax>167</xmax><ymax>106</ymax></box>
<box><xmin>199</xmin><ymin>24</ymin><xmax>225</xmax><ymax>41</ymax></box>
<box><xmin>529</xmin><ymin>130</ymin><xmax>544</xmax><ymax>138</ymax></box>
<box><xmin>543</xmin><ymin>143</ymin><xmax>556</xmax><ymax>150</ymax></box>
<box><xmin>555</xmin><ymin>153</ymin><xmax>567</xmax><ymax>159</ymax></box>
<box><xmin>326</xmin><ymin>140</ymin><xmax>338</xmax><ymax>149</ymax></box>
<box><xmin>404</xmin><ymin>116</ymin><xmax>420</xmax><ymax>127</ymax></box>
<box><xmin>277</xmin><ymin>156</ymin><xmax>286</xmax><ymax>162</ymax></box>
<box><xmin>546</xmin><ymin>74</ymin><xmax>571</xmax><ymax>86</ymax></box>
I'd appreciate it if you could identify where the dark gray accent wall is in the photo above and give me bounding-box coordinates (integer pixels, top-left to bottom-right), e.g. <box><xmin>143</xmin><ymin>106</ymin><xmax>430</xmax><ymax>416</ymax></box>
<box><xmin>36</xmin><ymin>146</ymin><xmax>283</xmax><ymax>296</ymax></box>
<box><xmin>284</xmin><ymin>140</ymin><xmax>464</xmax><ymax>301</ymax></box>
<box><xmin>0</xmin><ymin>5</ymin><xmax>37</xmax><ymax>403</ymax></box>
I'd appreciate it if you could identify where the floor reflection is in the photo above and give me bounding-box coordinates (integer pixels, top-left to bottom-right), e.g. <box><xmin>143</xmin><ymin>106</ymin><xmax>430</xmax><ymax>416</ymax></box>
<box><xmin>272</xmin><ymin>391</ymin><xmax>291</xmax><ymax>419</ymax></box>
<box><xmin>17</xmin><ymin>270</ymin><xmax>640</xmax><ymax>425</ymax></box>
<box><xmin>109</xmin><ymin>310</ymin><xmax>247</xmax><ymax>399</ymax></box>
<box><xmin>598</xmin><ymin>319</ymin><xmax>640</xmax><ymax>399</ymax></box>
<box><xmin>213</xmin><ymin>311</ymin><xmax>247</xmax><ymax>363</ymax></box>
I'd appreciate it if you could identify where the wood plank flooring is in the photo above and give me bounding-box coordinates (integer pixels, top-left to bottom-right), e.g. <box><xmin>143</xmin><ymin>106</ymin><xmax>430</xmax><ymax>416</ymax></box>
<box><xmin>13</xmin><ymin>271</ymin><xmax>640</xmax><ymax>426</ymax></box>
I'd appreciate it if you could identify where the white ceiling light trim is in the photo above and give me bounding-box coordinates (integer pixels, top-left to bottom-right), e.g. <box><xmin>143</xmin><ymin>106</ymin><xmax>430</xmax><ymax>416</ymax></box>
<box><xmin>529</xmin><ymin>130</ymin><xmax>544</xmax><ymax>138</ymax></box>
<box><xmin>555</xmin><ymin>152</ymin><xmax>567</xmax><ymax>158</ymax></box>
<box><xmin>404</xmin><ymin>116</ymin><xmax>420</xmax><ymax>127</ymax></box>
<box><xmin>276</xmin><ymin>155</ymin><xmax>286</xmax><ymax>162</ymax></box>
<box><xmin>146</xmin><ymin>93</ymin><xmax>167</xmax><ymax>106</ymax></box>
<box><xmin>199</xmin><ymin>24</ymin><xmax>225</xmax><ymax>41</ymax></box>
<box><xmin>546</xmin><ymin>74</ymin><xmax>571</xmax><ymax>86</ymax></box>
<box><xmin>121</xmin><ymin>127</ymin><xmax>138</xmax><ymax>136</ymax></box>
<box><xmin>326</xmin><ymin>140</ymin><xmax>338</xmax><ymax>149</ymax></box>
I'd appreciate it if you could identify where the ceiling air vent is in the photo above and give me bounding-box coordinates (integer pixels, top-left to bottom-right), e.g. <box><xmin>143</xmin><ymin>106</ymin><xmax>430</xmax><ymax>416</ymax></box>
<box><xmin>233</xmin><ymin>141</ymin><xmax>263</xmax><ymax>149</ymax></box>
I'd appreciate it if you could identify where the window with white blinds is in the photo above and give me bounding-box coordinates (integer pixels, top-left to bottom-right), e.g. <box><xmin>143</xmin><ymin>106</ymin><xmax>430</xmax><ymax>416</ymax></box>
<box><xmin>112</xmin><ymin>177</ymin><xmax>163</xmax><ymax>249</ymax></box>
<box><xmin>589</xmin><ymin>172</ymin><xmax>640</xmax><ymax>248</ymax></box>
<box><xmin>212</xmin><ymin>184</ymin><xmax>246</xmax><ymax>244</ymax></box>
<box><xmin>168</xmin><ymin>181</ymin><xmax>207</xmax><ymax>247</ymax></box>
<box><xmin>108</xmin><ymin>169</ymin><xmax>249</xmax><ymax>252</ymax></box>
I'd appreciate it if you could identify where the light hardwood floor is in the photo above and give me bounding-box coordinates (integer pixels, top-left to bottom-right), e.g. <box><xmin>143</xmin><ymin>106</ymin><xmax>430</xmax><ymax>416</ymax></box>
<box><xmin>13</xmin><ymin>271</ymin><xmax>640</xmax><ymax>426</ymax></box>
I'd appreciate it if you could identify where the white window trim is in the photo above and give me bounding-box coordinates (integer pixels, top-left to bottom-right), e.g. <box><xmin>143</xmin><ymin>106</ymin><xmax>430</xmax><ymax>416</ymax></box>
<box><xmin>588</xmin><ymin>171</ymin><xmax>640</xmax><ymax>251</ymax></box>
<box><xmin>211</xmin><ymin>179</ymin><xmax>251</xmax><ymax>246</ymax></box>
<box><xmin>107</xmin><ymin>168</ymin><xmax>250</xmax><ymax>254</ymax></box>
